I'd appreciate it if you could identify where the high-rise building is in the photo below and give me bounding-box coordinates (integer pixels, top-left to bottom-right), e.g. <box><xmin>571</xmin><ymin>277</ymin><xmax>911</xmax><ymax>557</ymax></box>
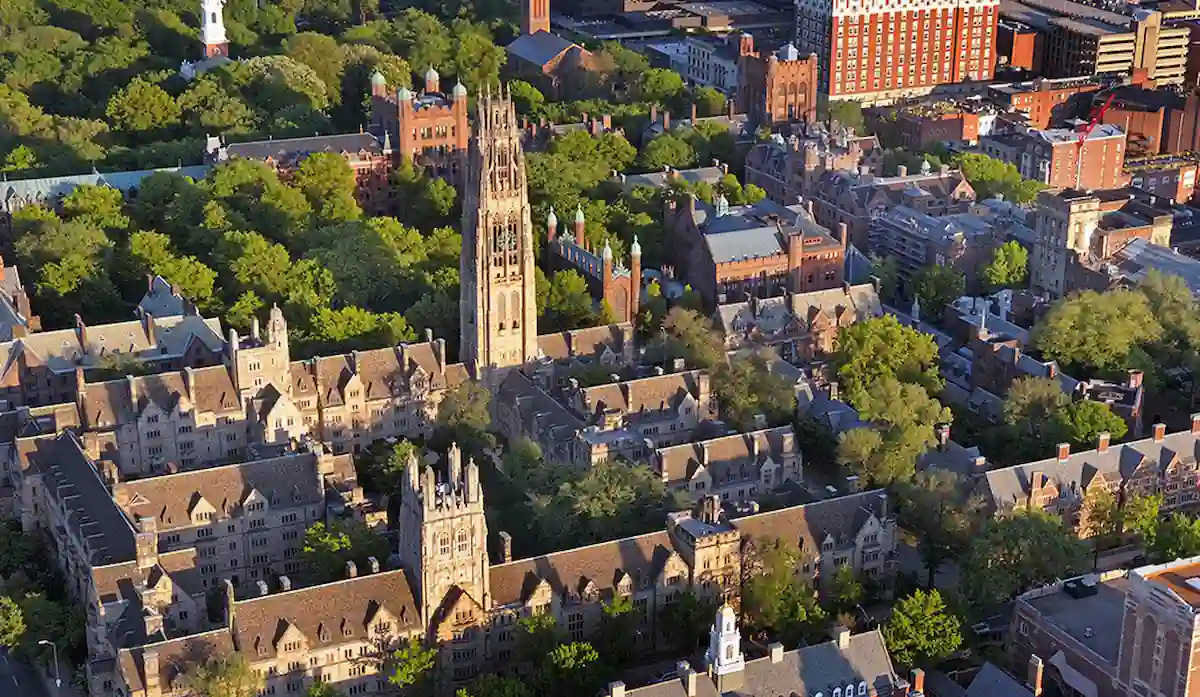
<box><xmin>460</xmin><ymin>90</ymin><xmax>539</xmax><ymax>380</ymax></box>
<box><xmin>795</xmin><ymin>0</ymin><xmax>999</xmax><ymax>104</ymax></box>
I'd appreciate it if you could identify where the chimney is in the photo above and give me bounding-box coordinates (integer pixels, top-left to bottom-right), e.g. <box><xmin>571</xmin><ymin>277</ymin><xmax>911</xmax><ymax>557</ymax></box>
<box><xmin>935</xmin><ymin>423</ymin><xmax>950</xmax><ymax>451</ymax></box>
<box><xmin>768</xmin><ymin>642</ymin><xmax>784</xmax><ymax>663</ymax></box>
<box><xmin>650</xmin><ymin>104</ymin><xmax>658</xmax><ymax>123</ymax></box>
<box><xmin>1056</xmin><ymin>443</ymin><xmax>1070</xmax><ymax>461</ymax></box>
<box><xmin>1028</xmin><ymin>654</ymin><xmax>1044</xmax><ymax>696</ymax></box>
<box><xmin>892</xmin><ymin>679</ymin><xmax>911</xmax><ymax>697</ymax></box>
<box><xmin>897</xmin><ymin>164</ymin><xmax>908</xmax><ymax>177</ymax></box>
<box><xmin>143</xmin><ymin>312</ymin><xmax>157</xmax><ymax>347</ymax></box>
<box><xmin>662</xmin><ymin>111</ymin><xmax>670</xmax><ymax>131</ymax></box>
<box><xmin>74</xmin><ymin>313</ymin><xmax>87</xmax><ymax>346</ymax></box>
<box><xmin>1097</xmin><ymin>432</ymin><xmax>1110</xmax><ymax>453</ymax></box>
<box><xmin>367</xmin><ymin>556</ymin><xmax>380</xmax><ymax>573</ymax></box>
<box><xmin>939</xmin><ymin>163</ymin><xmax>950</xmax><ymax>176</ymax></box>
<box><xmin>1191</xmin><ymin>413</ymin><xmax>1200</xmax><ymax>436</ymax></box>
<box><xmin>910</xmin><ymin>669</ymin><xmax>925</xmax><ymax>694</ymax></box>
<box><xmin>278</xmin><ymin>575</ymin><xmax>292</xmax><ymax>591</ymax></box>
<box><xmin>345</xmin><ymin>561</ymin><xmax>357</xmax><ymax>578</ymax></box>
<box><xmin>827</xmin><ymin>380</ymin><xmax>838</xmax><ymax>402</ymax></box>
<box><xmin>499</xmin><ymin>531</ymin><xmax>513</xmax><ymax>563</ymax></box>
<box><xmin>608</xmin><ymin>682</ymin><xmax>626</xmax><ymax>697</ymax></box>
<box><xmin>1030</xmin><ymin>470</ymin><xmax>1044</xmax><ymax>490</ymax></box>
<box><xmin>1154</xmin><ymin>422</ymin><xmax>1166</xmax><ymax>442</ymax></box>
<box><xmin>834</xmin><ymin>624</ymin><xmax>850</xmax><ymax>649</ymax></box>
<box><xmin>691</xmin><ymin>103</ymin><xmax>697</xmax><ymax>122</ymax></box>
<box><xmin>256</xmin><ymin>580</ymin><xmax>269</xmax><ymax>596</ymax></box>
<box><xmin>433</xmin><ymin>338</ymin><xmax>447</xmax><ymax>375</ymax></box>
<box><xmin>677</xmin><ymin>662</ymin><xmax>698</xmax><ymax>697</ymax></box>
<box><xmin>143</xmin><ymin>648</ymin><xmax>161</xmax><ymax>695</ymax></box>
<box><xmin>1128</xmin><ymin>369</ymin><xmax>1144</xmax><ymax>389</ymax></box>
<box><xmin>838</xmin><ymin>221</ymin><xmax>849</xmax><ymax>249</ymax></box>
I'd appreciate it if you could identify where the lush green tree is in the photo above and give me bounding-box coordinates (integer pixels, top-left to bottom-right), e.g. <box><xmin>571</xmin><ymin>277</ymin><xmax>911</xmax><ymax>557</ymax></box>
<box><xmin>125</xmin><ymin>231</ymin><xmax>218</xmax><ymax>310</ymax></box>
<box><xmin>982</xmin><ymin>241</ymin><xmax>1028</xmax><ymax>291</ymax></box>
<box><xmin>1033</xmin><ymin>289</ymin><xmax>1161</xmax><ymax>375</ymax></box>
<box><xmin>183</xmin><ymin>654</ymin><xmax>264</xmax><ymax>697</ymax></box>
<box><xmin>659</xmin><ymin>591</ymin><xmax>714</xmax><ymax>653</ymax></box>
<box><xmin>508</xmin><ymin>80</ymin><xmax>545</xmax><ymax>115</ymax></box>
<box><xmin>539</xmin><ymin>642</ymin><xmax>604</xmax><ymax>697</ymax></box>
<box><xmin>543</xmin><ymin>269</ymin><xmax>596</xmax><ymax>332</ymax></box>
<box><xmin>300</xmin><ymin>519</ymin><xmax>390</xmax><ymax>583</ymax></box>
<box><xmin>60</xmin><ymin>184</ymin><xmax>129</xmax><ymax>232</ymax></box>
<box><xmin>960</xmin><ymin>510</ymin><xmax>1090</xmax><ymax>608</ymax></box>
<box><xmin>743</xmin><ymin>540</ymin><xmax>827</xmax><ymax>646</ymax></box>
<box><xmin>517</xmin><ymin>613</ymin><xmax>563</xmax><ymax>666</ymax></box>
<box><xmin>1149</xmin><ymin>512</ymin><xmax>1200</xmax><ymax>562</ymax></box>
<box><xmin>1003</xmin><ymin>376</ymin><xmax>1070</xmax><ymax>442</ymax></box>
<box><xmin>912</xmin><ymin>264</ymin><xmax>965</xmax><ymax>318</ymax></box>
<box><xmin>436</xmin><ymin>382</ymin><xmax>492</xmax><ymax>453</ymax></box>
<box><xmin>1050</xmin><ymin>400</ymin><xmax>1128</xmax><ymax>447</ymax></box>
<box><xmin>105</xmin><ymin>77</ymin><xmax>180</xmax><ymax>135</ymax></box>
<box><xmin>896</xmin><ymin>470</ymin><xmax>983</xmax><ymax>588</ymax></box>
<box><xmin>637</xmin><ymin>68</ymin><xmax>685</xmax><ymax>104</ymax></box>
<box><xmin>283</xmin><ymin>32</ymin><xmax>346</xmax><ymax>105</ymax></box>
<box><xmin>449</xmin><ymin>19</ymin><xmax>506</xmax><ymax>91</ymax></box>
<box><xmin>455</xmin><ymin>675</ymin><xmax>532</xmax><ymax>697</ymax></box>
<box><xmin>1122</xmin><ymin>493</ymin><xmax>1162</xmax><ymax>543</ymax></box>
<box><xmin>388</xmin><ymin>637</ymin><xmax>437</xmax><ymax>691</ymax></box>
<box><xmin>827</xmin><ymin>100</ymin><xmax>865</xmax><ymax>134</ymax></box>
<box><xmin>0</xmin><ymin>596</ymin><xmax>24</xmax><ymax>649</ymax></box>
<box><xmin>1080</xmin><ymin>487</ymin><xmax>1121</xmax><ymax>539</ymax></box>
<box><xmin>597</xmin><ymin>594</ymin><xmax>637</xmax><ymax>666</ymax></box>
<box><xmin>638</xmin><ymin>133</ymin><xmax>696</xmax><ymax>171</ymax></box>
<box><xmin>828</xmin><ymin>564</ymin><xmax>863</xmax><ymax>612</ymax></box>
<box><xmin>392</xmin><ymin>9</ymin><xmax>452</xmax><ymax>75</ymax></box>
<box><xmin>692</xmin><ymin>86</ymin><xmax>726</xmax><ymax>117</ymax></box>
<box><xmin>952</xmin><ymin>152</ymin><xmax>1045</xmax><ymax>204</ymax></box>
<box><xmin>831</xmin><ymin>315</ymin><xmax>942</xmax><ymax>409</ymax></box>
<box><xmin>306</xmin><ymin>683</ymin><xmax>344</xmax><ymax>697</ymax></box>
<box><xmin>294</xmin><ymin>152</ymin><xmax>362</xmax><ymax>225</ymax></box>
<box><xmin>657</xmin><ymin>307</ymin><xmax>724</xmax><ymax>369</ymax></box>
<box><xmin>882</xmin><ymin>590</ymin><xmax>963</xmax><ymax>669</ymax></box>
<box><xmin>837</xmin><ymin>377</ymin><xmax>950</xmax><ymax>485</ymax></box>
<box><xmin>713</xmin><ymin>350</ymin><xmax>796</xmax><ymax>431</ymax></box>
<box><xmin>358</xmin><ymin>439</ymin><xmax>419</xmax><ymax>495</ymax></box>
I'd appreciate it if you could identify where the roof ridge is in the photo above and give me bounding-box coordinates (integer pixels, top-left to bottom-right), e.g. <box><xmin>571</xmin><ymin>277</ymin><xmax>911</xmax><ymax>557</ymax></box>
<box><xmin>120</xmin><ymin>451</ymin><xmax>315</xmax><ymax>485</ymax></box>
<box><xmin>491</xmin><ymin>527</ymin><xmax>671</xmax><ymax>569</ymax></box>
<box><xmin>734</xmin><ymin>488</ymin><xmax>886</xmax><ymax>523</ymax></box>
<box><xmin>233</xmin><ymin>567</ymin><xmax>409</xmax><ymax>605</ymax></box>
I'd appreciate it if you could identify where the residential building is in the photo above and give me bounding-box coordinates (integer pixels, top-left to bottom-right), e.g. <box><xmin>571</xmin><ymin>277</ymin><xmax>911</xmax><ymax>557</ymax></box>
<box><xmin>1126</xmin><ymin>154</ymin><xmax>1198</xmax><ymax>204</ymax></box>
<box><xmin>896</xmin><ymin>107</ymin><xmax>984</xmax><ymax>149</ymax></box>
<box><xmin>666</xmin><ymin>36</ymin><xmax>741</xmax><ymax>96</ymax></box>
<box><xmin>988</xmin><ymin>76</ymin><xmax>1104</xmax><ymax>129</ymax></box>
<box><xmin>505</xmin><ymin>0</ymin><xmax>602</xmax><ymax>99</ymax></box>
<box><xmin>997</xmin><ymin>19</ymin><xmax>1044</xmax><ymax>72</ymax></box>
<box><xmin>735</xmin><ymin>34</ymin><xmax>818</xmax><ymax>124</ymax></box>
<box><xmin>744</xmin><ymin>125</ymin><xmax>881</xmax><ymax>206</ymax></box>
<box><xmin>652</xmin><ymin>425</ymin><xmax>801</xmax><ymax>501</ymax></box>
<box><xmin>209</xmin><ymin>131</ymin><xmax>394</xmax><ymax>215</ymax></box>
<box><xmin>1011</xmin><ymin>555</ymin><xmax>1200</xmax><ymax>697</ymax></box>
<box><xmin>371</xmin><ymin>69</ymin><xmax>470</xmax><ymax>183</ymax></box>
<box><xmin>999</xmin><ymin>1</ymin><xmax>1189</xmax><ymax>84</ymax></box>
<box><xmin>599</xmin><ymin>609</ymin><xmax>912</xmax><ymax>697</ymax></box>
<box><xmin>544</xmin><ymin>207</ymin><xmax>642</xmax><ymax>323</ymax></box>
<box><xmin>868</xmin><ymin>205</ymin><xmax>1000</xmax><ymax>290</ymax></box>
<box><xmin>807</xmin><ymin>166</ymin><xmax>977</xmax><ymax>249</ymax></box>
<box><xmin>980</xmin><ymin>124</ymin><xmax>1128</xmax><ymax>190</ymax></box>
<box><xmin>1030</xmin><ymin>188</ymin><xmax>1172</xmax><ymax>298</ymax></box>
<box><xmin>981</xmin><ymin>418</ymin><xmax>1200</xmax><ymax>534</ymax></box>
<box><xmin>795</xmin><ymin>0</ymin><xmax>999</xmax><ymax>104</ymax></box>
<box><xmin>1097</xmin><ymin>84</ymin><xmax>1185</xmax><ymax>156</ymax></box>
<box><xmin>716</xmin><ymin>282</ymin><xmax>883</xmax><ymax>363</ymax></box>
<box><xmin>563</xmin><ymin>369</ymin><xmax>714</xmax><ymax>449</ymax></box>
<box><xmin>664</xmin><ymin>195</ymin><xmax>847</xmax><ymax>308</ymax></box>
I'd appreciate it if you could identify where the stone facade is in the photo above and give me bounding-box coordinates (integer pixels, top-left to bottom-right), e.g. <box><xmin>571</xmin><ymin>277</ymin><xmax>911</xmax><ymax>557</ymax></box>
<box><xmin>653</xmin><ymin>426</ymin><xmax>802</xmax><ymax>503</ymax></box>
<box><xmin>744</xmin><ymin>126</ymin><xmax>881</xmax><ymax>207</ymax></box>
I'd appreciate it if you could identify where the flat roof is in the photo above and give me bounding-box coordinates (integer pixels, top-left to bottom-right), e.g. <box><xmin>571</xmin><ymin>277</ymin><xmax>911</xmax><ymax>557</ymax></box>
<box><xmin>1009</xmin><ymin>0</ymin><xmax>1133</xmax><ymax>26</ymax></box>
<box><xmin>1145</xmin><ymin>561</ymin><xmax>1200</xmax><ymax>607</ymax></box>
<box><xmin>1025</xmin><ymin>576</ymin><xmax>1128</xmax><ymax>663</ymax></box>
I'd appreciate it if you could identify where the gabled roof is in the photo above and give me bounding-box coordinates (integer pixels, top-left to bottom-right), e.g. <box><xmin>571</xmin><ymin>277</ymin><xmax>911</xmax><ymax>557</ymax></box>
<box><xmin>117</xmin><ymin>629</ymin><xmax>235</xmax><ymax>695</ymax></box>
<box><xmin>732</xmin><ymin>488</ymin><xmax>888</xmax><ymax>554</ymax></box>
<box><xmin>578</xmin><ymin>370</ymin><xmax>704</xmax><ymax>416</ymax></box>
<box><xmin>507</xmin><ymin>31</ymin><xmax>580</xmax><ymax>67</ymax></box>
<box><xmin>224</xmin><ymin>132</ymin><xmax>385</xmax><ymax>165</ymax></box>
<box><xmin>656</xmin><ymin>426</ymin><xmax>795</xmax><ymax>485</ymax></box>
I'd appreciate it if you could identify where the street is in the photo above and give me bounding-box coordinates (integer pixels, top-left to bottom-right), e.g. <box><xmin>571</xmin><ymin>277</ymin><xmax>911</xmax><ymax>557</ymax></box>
<box><xmin>0</xmin><ymin>649</ymin><xmax>52</xmax><ymax>697</ymax></box>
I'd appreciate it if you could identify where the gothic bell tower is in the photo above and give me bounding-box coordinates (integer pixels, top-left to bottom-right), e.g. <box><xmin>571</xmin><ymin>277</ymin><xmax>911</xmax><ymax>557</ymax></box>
<box><xmin>460</xmin><ymin>88</ymin><xmax>539</xmax><ymax>381</ymax></box>
<box><xmin>200</xmin><ymin>0</ymin><xmax>229</xmax><ymax>58</ymax></box>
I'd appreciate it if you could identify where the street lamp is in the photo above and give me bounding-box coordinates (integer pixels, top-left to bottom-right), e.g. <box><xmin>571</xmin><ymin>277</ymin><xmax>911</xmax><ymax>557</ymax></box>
<box><xmin>37</xmin><ymin>640</ymin><xmax>61</xmax><ymax>688</ymax></box>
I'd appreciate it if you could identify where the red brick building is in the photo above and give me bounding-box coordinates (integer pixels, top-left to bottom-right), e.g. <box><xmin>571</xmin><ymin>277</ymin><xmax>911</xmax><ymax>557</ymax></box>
<box><xmin>981</xmin><ymin>124</ymin><xmax>1128</xmax><ymax>190</ymax></box>
<box><xmin>989</xmin><ymin>77</ymin><xmax>1102</xmax><ymax>129</ymax></box>
<box><xmin>997</xmin><ymin>20</ymin><xmax>1043</xmax><ymax>72</ymax></box>
<box><xmin>735</xmin><ymin>35</ymin><xmax>818</xmax><ymax>125</ymax></box>
<box><xmin>544</xmin><ymin>207</ymin><xmax>641</xmax><ymax>323</ymax></box>
<box><xmin>898</xmin><ymin>109</ymin><xmax>982</xmax><ymax>148</ymax></box>
<box><xmin>370</xmin><ymin>69</ymin><xmax>469</xmax><ymax>183</ymax></box>
<box><xmin>795</xmin><ymin>0</ymin><xmax>999</xmax><ymax>104</ymax></box>
<box><xmin>1163</xmin><ymin>92</ymin><xmax>1200</xmax><ymax>154</ymax></box>
<box><xmin>1127</xmin><ymin>156</ymin><xmax>1199</xmax><ymax>203</ymax></box>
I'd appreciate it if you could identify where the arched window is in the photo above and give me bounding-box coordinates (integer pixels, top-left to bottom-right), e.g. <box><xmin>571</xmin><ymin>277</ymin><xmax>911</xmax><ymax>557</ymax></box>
<box><xmin>832</xmin><ymin>689</ymin><xmax>841</xmax><ymax>697</ymax></box>
<box><xmin>497</xmin><ymin>293</ymin><xmax>507</xmax><ymax>331</ymax></box>
<box><xmin>456</xmin><ymin>529</ymin><xmax>470</xmax><ymax>555</ymax></box>
<box><xmin>725</xmin><ymin>645</ymin><xmax>734</xmax><ymax>660</ymax></box>
<box><xmin>858</xmin><ymin>682</ymin><xmax>868</xmax><ymax>696</ymax></box>
<box><xmin>511</xmin><ymin>290</ymin><xmax>521</xmax><ymax>328</ymax></box>
<box><xmin>211</xmin><ymin>11</ymin><xmax>217</xmax><ymax>23</ymax></box>
<box><xmin>438</xmin><ymin>533</ymin><xmax>450</xmax><ymax>557</ymax></box>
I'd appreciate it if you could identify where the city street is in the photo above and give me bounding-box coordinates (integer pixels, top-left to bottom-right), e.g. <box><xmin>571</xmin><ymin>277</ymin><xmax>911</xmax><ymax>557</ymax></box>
<box><xmin>0</xmin><ymin>649</ymin><xmax>51</xmax><ymax>697</ymax></box>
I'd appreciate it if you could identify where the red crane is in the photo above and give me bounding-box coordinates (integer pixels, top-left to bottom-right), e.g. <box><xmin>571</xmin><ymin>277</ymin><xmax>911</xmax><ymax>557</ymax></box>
<box><xmin>1074</xmin><ymin>92</ymin><xmax>1117</xmax><ymax>189</ymax></box>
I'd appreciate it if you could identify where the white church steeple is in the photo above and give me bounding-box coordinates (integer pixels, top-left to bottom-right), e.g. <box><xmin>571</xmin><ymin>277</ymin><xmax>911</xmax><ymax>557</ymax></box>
<box><xmin>705</xmin><ymin>604</ymin><xmax>746</xmax><ymax>687</ymax></box>
<box><xmin>201</xmin><ymin>0</ymin><xmax>229</xmax><ymax>58</ymax></box>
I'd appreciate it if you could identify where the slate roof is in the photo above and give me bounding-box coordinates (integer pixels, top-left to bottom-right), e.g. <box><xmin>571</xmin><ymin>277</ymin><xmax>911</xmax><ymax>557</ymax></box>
<box><xmin>79</xmin><ymin>364</ymin><xmax>242</xmax><ymax>429</ymax></box>
<box><xmin>224</xmin><ymin>132</ymin><xmax>385</xmax><ymax>164</ymax></box>
<box><xmin>623</xmin><ymin>629</ymin><xmax>898</xmax><ymax>697</ymax></box>
<box><xmin>577</xmin><ymin>370</ymin><xmax>704</xmax><ymax>416</ymax></box>
<box><xmin>112</xmin><ymin>452</ymin><xmax>323</xmax><ymax>531</ymax></box>
<box><xmin>91</xmin><ymin>548</ymin><xmax>203</xmax><ymax>605</ymax></box>
<box><xmin>982</xmin><ymin>427</ymin><xmax>1200</xmax><ymax>511</ymax></box>
<box><xmin>705</xmin><ymin>225</ymin><xmax>784</xmax><ymax>263</ymax></box>
<box><xmin>733</xmin><ymin>488</ymin><xmax>888</xmax><ymax>552</ymax></box>
<box><xmin>496</xmin><ymin>370</ymin><xmax>584</xmax><ymax>443</ymax></box>
<box><xmin>965</xmin><ymin>663</ymin><xmax>1035</xmax><ymax>697</ymax></box>
<box><xmin>655</xmin><ymin>426</ymin><xmax>794</xmax><ymax>486</ymax></box>
<box><xmin>1108</xmin><ymin>237</ymin><xmax>1200</xmax><ymax>296</ymax></box>
<box><xmin>138</xmin><ymin>276</ymin><xmax>190</xmax><ymax>318</ymax></box>
<box><xmin>506</xmin><ymin>31</ymin><xmax>578</xmax><ymax>66</ymax></box>
<box><xmin>117</xmin><ymin>629</ymin><xmax>236</xmax><ymax>695</ymax></box>
<box><xmin>535</xmin><ymin>323</ymin><xmax>632</xmax><ymax>362</ymax></box>
<box><xmin>488</xmin><ymin>531</ymin><xmax>675</xmax><ymax>607</ymax></box>
<box><xmin>1</xmin><ymin>165</ymin><xmax>211</xmax><ymax>214</ymax></box>
<box><xmin>230</xmin><ymin>569</ymin><xmax>420</xmax><ymax>659</ymax></box>
<box><xmin>623</xmin><ymin>166</ymin><xmax>726</xmax><ymax>190</ymax></box>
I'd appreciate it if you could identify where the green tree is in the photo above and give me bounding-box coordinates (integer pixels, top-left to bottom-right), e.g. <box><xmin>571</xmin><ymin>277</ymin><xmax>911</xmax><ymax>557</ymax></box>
<box><xmin>543</xmin><ymin>269</ymin><xmax>595</xmax><ymax>332</ymax></box>
<box><xmin>539</xmin><ymin>642</ymin><xmax>604</xmax><ymax>697</ymax></box>
<box><xmin>827</xmin><ymin>100</ymin><xmax>865</xmax><ymax>134</ymax></box>
<box><xmin>283</xmin><ymin>32</ymin><xmax>347</xmax><ymax>106</ymax></box>
<box><xmin>597</xmin><ymin>595</ymin><xmax>637</xmax><ymax>666</ymax></box>
<box><xmin>981</xmin><ymin>240</ymin><xmax>1028</xmax><ymax>291</ymax></box>
<box><xmin>831</xmin><ymin>315</ymin><xmax>942</xmax><ymax>409</ymax></box>
<box><xmin>436</xmin><ymin>382</ymin><xmax>492</xmax><ymax>453</ymax></box>
<box><xmin>517</xmin><ymin>613</ymin><xmax>563</xmax><ymax>666</ymax></box>
<box><xmin>657</xmin><ymin>307</ymin><xmax>724</xmax><ymax>369</ymax></box>
<box><xmin>713</xmin><ymin>350</ymin><xmax>796</xmax><ymax>431</ymax></box>
<box><xmin>882</xmin><ymin>590</ymin><xmax>962</xmax><ymax>669</ymax></box>
<box><xmin>300</xmin><ymin>520</ymin><xmax>390</xmax><ymax>583</ymax></box>
<box><xmin>1149</xmin><ymin>512</ymin><xmax>1200</xmax><ymax>562</ymax></box>
<box><xmin>105</xmin><ymin>77</ymin><xmax>180</xmax><ymax>134</ymax></box>
<box><xmin>1122</xmin><ymin>493</ymin><xmax>1162</xmax><ymax>543</ymax></box>
<box><xmin>1049</xmin><ymin>400</ymin><xmax>1128</xmax><ymax>447</ymax></box>
<box><xmin>960</xmin><ymin>510</ymin><xmax>1090</xmax><ymax>608</ymax></box>
<box><xmin>743</xmin><ymin>540</ymin><xmax>827</xmax><ymax>646</ymax></box>
<box><xmin>508</xmin><ymin>80</ymin><xmax>545</xmax><ymax>115</ymax></box>
<box><xmin>125</xmin><ymin>231</ymin><xmax>218</xmax><ymax>310</ymax></box>
<box><xmin>912</xmin><ymin>264</ymin><xmax>965</xmax><ymax>318</ymax></box>
<box><xmin>178</xmin><ymin>77</ymin><xmax>258</xmax><ymax>135</ymax></box>
<box><xmin>1080</xmin><ymin>487</ymin><xmax>1121</xmax><ymax>539</ymax></box>
<box><xmin>0</xmin><ymin>596</ymin><xmax>24</xmax><ymax>649</ymax></box>
<box><xmin>388</xmin><ymin>637</ymin><xmax>437</xmax><ymax>692</ymax></box>
<box><xmin>837</xmin><ymin>377</ymin><xmax>951</xmax><ymax>485</ymax></box>
<box><xmin>658</xmin><ymin>591</ymin><xmax>714</xmax><ymax>653</ymax></box>
<box><xmin>1033</xmin><ymin>289</ymin><xmax>1161</xmax><ymax>375</ymax></box>
<box><xmin>294</xmin><ymin>152</ymin><xmax>362</xmax><ymax>225</ymax></box>
<box><xmin>952</xmin><ymin>152</ymin><xmax>1045</xmax><ymax>204</ymax></box>
<box><xmin>455</xmin><ymin>675</ymin><xmax>532</xmax><ymax>697</ymax></box>
<box><xmin>692</xmin><ymin>86</ymin><xmax>726</xmax><ymax>117</ymax></box>
<box><xmin>306</xmin><ymin>683</ymin><xmax>344</xmax><ymax>697</ymax></box>
<box><xmin>828</xmin><ymin>564</ymin><xmax>863</xmax><ymax>612</ymax></box>
<box><xmin>183</xmin><ymin>654</ymin><xmax>264</xmax><ymax>697</ymax></box>
<box><xmin>638</xmin><ymin>133</ymin><xmax>696</xmax><ymax>171</ymax></box>
<box><xmin>637</xmin><ymin>68</ymin><xmax>685</xmax><ymax>104</ymax></box>
<box><xmin>61</xmin><ymin>184</ymin><xmax>129</xmax><ymax>232</ymax></box>
<box><xmin>896</xmin><ymin>470</ymin><xmax>983</xmax><ymax>588</ymax></box>
<box><xmin>1002</xmin><ymin>376</ymin><xmax>1070</xmax><ymax>447</ymax></box>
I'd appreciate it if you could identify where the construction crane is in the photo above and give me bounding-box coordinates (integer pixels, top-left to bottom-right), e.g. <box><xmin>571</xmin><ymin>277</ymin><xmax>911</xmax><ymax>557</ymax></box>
<box><xmin>1074</xmin><ymin>92</ymin><xmax>1117</xmax><ymax>190</ymax></box>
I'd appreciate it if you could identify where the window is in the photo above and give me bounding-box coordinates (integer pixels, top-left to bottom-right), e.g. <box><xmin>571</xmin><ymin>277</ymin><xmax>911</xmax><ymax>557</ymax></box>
<box><xmin>439</xmin><ymin>534</ymin><xmax>451</xmax><ymax>557</ymax></box>
<box><xmin>456</xmin><ymin>529</ymin><xmax>470</xmax><ymax>555</ymax></box>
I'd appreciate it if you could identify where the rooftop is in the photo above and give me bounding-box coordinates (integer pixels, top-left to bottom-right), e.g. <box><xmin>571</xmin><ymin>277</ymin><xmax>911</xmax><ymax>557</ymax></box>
<box><xmin>1024</xmin><ymin>574</ymin><xmax>1128</xmax><ymax>662</ymax></box>
<box><xmin>1144</xmin><ymin>560</ymin><xmax>1200</xmax><ymax>607</ymax></box>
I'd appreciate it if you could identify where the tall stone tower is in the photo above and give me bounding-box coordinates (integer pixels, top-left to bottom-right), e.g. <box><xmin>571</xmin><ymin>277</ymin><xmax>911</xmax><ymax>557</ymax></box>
<box><xmin>200</xmin><ymin>0</ymin><xmax>229</xmax><ymax>58</ymax></box>
<box><xmin>460</xmin><ymin>89</ymin><xmax>538</xmax><ymax>380</ymax></box>
<box><xmin>521</xmin><ymin>0</ymin><xmax>551</xmax><ymax>35</ymax></box>
<box><xmin>396</xmin><ymin>444</ymin><xmax>491</xmax><ymax>624</ymax></box>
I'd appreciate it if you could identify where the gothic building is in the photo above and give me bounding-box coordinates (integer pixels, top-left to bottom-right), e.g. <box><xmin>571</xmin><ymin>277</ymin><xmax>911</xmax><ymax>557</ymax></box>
<box><xmin>460</xmin><ymin>90</ymin><xmax>540</xmax><ymax>380</ymax></box>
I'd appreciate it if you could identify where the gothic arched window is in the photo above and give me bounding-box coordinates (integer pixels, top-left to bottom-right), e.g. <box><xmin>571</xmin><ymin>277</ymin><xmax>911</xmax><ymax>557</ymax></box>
<box><xmin>456</xmin><ymin>529</ymin><xmax>470</xmax><ymax>555</ymax></box>
<box><xmin>511</xmin><ymin>290</ymin><xmax>521</xmax><ymax>329</ymax></box>
<box><xmin>438</xmin><ymin>533</ymin><xmax>450</xmax><ymax>557</ymax></box>
<box><xmin>497</xmin><ymin>293</ymin><xmax>507</xmax><ymax>331</ymax></box>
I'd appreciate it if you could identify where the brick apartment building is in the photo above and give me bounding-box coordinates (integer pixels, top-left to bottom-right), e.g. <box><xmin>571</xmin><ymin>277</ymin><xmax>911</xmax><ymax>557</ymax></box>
<box><xmin>980</xmin><ymin>124</ymin><xmax>1128</xmax><ymax>190</ymax></box>
<box><xmin>744</xmin><ymin>125</ymin><xmax>881</xmax><ymax>206</ymax></box>
<box><xmin>988</xmin><ymin>77</ymin><xmax>1103</xmax><ymax>129</ymax></box>
<box><xmin>1126</xmin><ymin>155</ymin><xmax>1198</xmax><ymax>203</ymax></box>
<box><xmin>735</xmin><ymin>34</ymin><xmax>819</xmax><ymax>124</ymax></box>
<box><xmin>997</xmin><ymin>18</ymin><xmax>1043</xmax><ymax>71</ymax></box>
<box><xmin>1012</xmin><ymin>555</ymin><xmax>1200</xmax><ymax>697</ymax></box>
<box><xmin>795</xmin><ymin>0</ymin><xmax>999</xmax><ymax>104</ymax></box>
<box><xmin>371</xmin><ymin>69</ymin><xmax>469</xmax><ymax>183</ymax></box>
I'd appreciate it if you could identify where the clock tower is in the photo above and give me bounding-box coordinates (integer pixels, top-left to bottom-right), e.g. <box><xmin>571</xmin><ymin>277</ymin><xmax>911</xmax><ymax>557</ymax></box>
<box><xmin>460</xmin><ymin>88</ymin><xmax>539</xmax><ymax>381</ymax></box>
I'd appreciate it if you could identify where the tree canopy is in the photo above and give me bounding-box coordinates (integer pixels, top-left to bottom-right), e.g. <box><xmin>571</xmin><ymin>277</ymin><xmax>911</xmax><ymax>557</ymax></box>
<box><xmin>882</xmin><ymin>590</ymin><xmax>963</xmax><ymax>669</ymax></box>
<box><xmin>981</xmin><ymin>240</ymin><xmax>1028</xmax><ymax>291</ymax></box>
<box><xmin>831</xmin><ymin>315</ymin><xmax>943</xmax><ymax>409</ymax></box>
<box><xmin>960</xmin><ymin>510</ymin><xmax>1090</xmax><ymax>608</ymax></box>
